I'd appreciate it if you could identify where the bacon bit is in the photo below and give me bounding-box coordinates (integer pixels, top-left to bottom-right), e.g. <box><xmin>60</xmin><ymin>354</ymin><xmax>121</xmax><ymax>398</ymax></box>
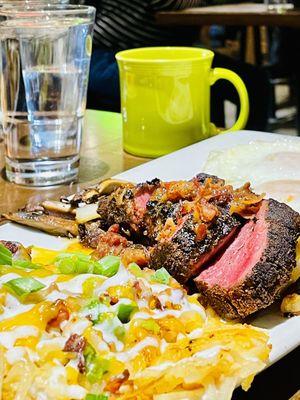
<box><xmin>230</xmin><ymin>183</ymin><xmax>264</xmax><ymax>217</ymax></box>
<box><xmin>78</xmin><ymin>355</ymin><xmax>86</xmax><ymax>374</ymax></box>
<box><xmin>121</xmin><ymin>245</ymin><xmax>150</xmax><ymax>267</ymax></box>
<box><xmin>156</xmin><ymin>217</ymin><xmax>177</xmax><ymax>242</ymax></box>
<box><xmin>182</xmin><ymin>199</ymin><xmax>218</xmax><ymax>225</ymax></box>
<box><xmin>199</xmin><ymin>201</ymin><xmax>218</xmax><ymax>222</ymax></box>
<box><xmin>94</xmin><ymin>230</ymin><xmax>129</xmax><ymax>258</ymax></box>
<box><xmin>200</xmin><ymin>178</ymin><xmax>234</xmax><ymax>205</ymax></box>
<box><xmin>63</xmin><ymin>334</ymin><xmax>87</xmax><ymax>375</ymax></box>
<box><xmin>108</xmin><ymin>224</ymin><xmax>120</xmax><ymax>234</ymax></box>
<box><xmin>101</xmin><ymin>230</ymin><xmax>128</xmax><ymax>248</ymax></box>
<box><xmin>47</xmin><ymin>300</ymin><xmax>70</xmax><ymax>331</ymax></box>
<box><xmin>151</xmin><ymin>181</ymin><xmax>199</xmax><ymax>203</ymax></box>
<box><xmin>110</xmin><ymin>296</ymin><xmax>119</xmax><ymax>305</ymax></box>
<box><xmin>195</xmin><ymin>223</ymin><xmax>207</xmax><ymax>241</ymax></box>
<box><xmin>149</xmin><ymin>295</ymin><xmax>163</xmax><ymax>310</ymax></box>
<box><xmin>104</xmin><ymin>369</ymin><xmax>130</xmax><ymax>393</ymax></box>
<box><xmin>63</xmin><ymin>333</ymin><xmax>87</xmax><ymax>353</ymax></box>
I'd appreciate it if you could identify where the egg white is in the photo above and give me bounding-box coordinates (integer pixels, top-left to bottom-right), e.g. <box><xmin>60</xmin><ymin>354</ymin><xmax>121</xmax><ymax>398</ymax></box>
<box><xmin>203</xmin><ymin>140</ymin><xmax>300</xmax><ymax>212</ymax></box>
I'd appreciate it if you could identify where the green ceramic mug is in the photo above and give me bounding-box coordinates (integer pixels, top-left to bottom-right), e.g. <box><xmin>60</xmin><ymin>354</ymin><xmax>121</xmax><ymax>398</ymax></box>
<box><xmin>116</xmin><ymin>47</ymin><xmax>249</xmax><ymax>158</ymax></box>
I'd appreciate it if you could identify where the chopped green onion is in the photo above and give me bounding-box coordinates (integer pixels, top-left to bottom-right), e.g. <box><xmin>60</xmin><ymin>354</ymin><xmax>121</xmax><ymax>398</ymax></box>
<box><xmin>150</xmin><ymin>267</ymin><xmax>170</xmax><ymax>285</ymax></box>
<box><xmin>54</xmin><ymin>253</ymin><xmax>95</xmax><ymax>275</ymax></box>
<box><xmin>140</xmin><ymin>319</ymin><xmax>160</xmax><ymax>334</ymax></box>
<box><xmin>12</xmin><ymin>259</ymin><xmax>41</xmax><ymax>270</ymax></box>
<box><xmin>117</xmin><ymin>302</ymin><xmax>138</xmax><ymax>324</ymax></box>
<box><xmin>128</xmin><ymin>262</ymin><xmax>143</xmax><ymax>277</ymax></box>
<box><xmin>0</xmin><ymin>243</ymin><xmax>12</xmax><ymax>266</ymax></box>
<box><xmin>84</xmin><ymin>344</ymin><xmax>109</xmax><ymax>383</ymax></box>
<box><xmin>55</xmin><ymin>252</ymin><xmax>90</xmax><ymax>260</ymax></box>
<box><xmin>85</xmin><ymin>394</ymin><xmax>108</xmax><ymax>400</ymax></box>
<box><xmin>4</xmin><ymin>277</ymin><xmax>45</xmax><ymax>298</ymax></box>
<box><xmin>94</xmin><ymin>256</ymin><xmax>120</xmax><ymax>277</ymax></box>
<box><xmin>0</xmin><ymin>244</ymin><xmax>40</xmax><ymax>270</ymax></box>
<box><xmin>54</xmin><ymin>253</ymin><xmax>120</xmax><ymax>277</ymax></box>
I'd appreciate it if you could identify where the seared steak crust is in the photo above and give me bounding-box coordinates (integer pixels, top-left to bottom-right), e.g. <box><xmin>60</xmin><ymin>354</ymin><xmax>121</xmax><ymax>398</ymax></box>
<box><xmin>150</xmin><ymin>208</ymin><xmax>241</xmax><ymax>284</ymax></box>
<box><xmin>195</xmin><ymin>173</ymin><xmax>225</xmax><ymax>185</ymax></box>
<box><xmin>78</xmin><ymin>221</ymin><xmax>105</xmax><ymax>248</ymax></box>
<box><xmin>195</xmin><ymin>199</ymin><xmax>300</xmax><ymax>319</ymax></box>
<box><xmin>97</xmin><ymin>195</ymin><xmax>133</xmax><ymax>232</ymax></box>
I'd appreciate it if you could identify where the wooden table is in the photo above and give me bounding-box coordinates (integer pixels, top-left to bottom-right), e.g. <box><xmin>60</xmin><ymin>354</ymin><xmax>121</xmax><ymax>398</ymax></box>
<box><xmin>0</xmin><ymin>110</ymin><xmax>149</xmax><ymax>214</ymax></box>
<box><xmin>156</xmin><ymin>3</ymin><xmax>300</xmax><ymax>28</ymax></box>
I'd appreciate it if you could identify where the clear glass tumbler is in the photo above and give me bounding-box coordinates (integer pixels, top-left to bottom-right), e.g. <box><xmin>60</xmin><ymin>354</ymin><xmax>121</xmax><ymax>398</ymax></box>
<box><xmin>0</xmin><ymin>1</ymin><xmax>70</xmax><ymax>142</ymax></box>
<box><xmin>0</xmin><ymin>5</ymin><xmax>95</xmax><ymax>186</ymax></box>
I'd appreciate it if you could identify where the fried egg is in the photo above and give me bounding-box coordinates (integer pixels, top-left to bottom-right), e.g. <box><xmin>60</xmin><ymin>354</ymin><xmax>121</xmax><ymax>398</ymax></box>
<box><xmin>203</xmin><ymin>140</ymin><xmax>300</xmax><ymax>212</ymax></box>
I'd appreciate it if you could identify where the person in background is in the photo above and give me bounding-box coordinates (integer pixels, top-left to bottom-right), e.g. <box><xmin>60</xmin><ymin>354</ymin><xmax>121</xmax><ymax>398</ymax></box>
<box><xmin>86</xmin><ymin>0</ymin><xmax>270</xmax><ymax>131</ymax></box>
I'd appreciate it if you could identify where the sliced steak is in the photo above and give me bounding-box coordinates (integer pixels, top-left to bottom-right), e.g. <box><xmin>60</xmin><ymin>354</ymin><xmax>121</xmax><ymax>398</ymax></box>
<box><xmin>96</xmin><ymin>179</ymin><xmax>178</xmax><ymax>244</ymax></box>
<box><xmin>195</xmin><ymin>199</ymin><xmax>300</xmax><ymax>319</ymax></box>
<box><xmin>96</xmin><ymin>180</ymin><xmax>160</xmax><ymax>239</ymax></box>
<box><xmin>150</xmin><ymin>207</ymin><xmax>241</xmax><ymax>284</ymax></box>
<box><xmin>195</xmin><ymin>173</ymin><xmax>225</xmax><ymax>185</ymax></box>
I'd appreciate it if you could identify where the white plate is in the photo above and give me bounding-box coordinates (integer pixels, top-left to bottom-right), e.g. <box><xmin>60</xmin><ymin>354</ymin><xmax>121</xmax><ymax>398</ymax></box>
<box><xmin>1</xmin><ymin>129</ymin><xmax>300</xmax><ymax>367</ymax></box>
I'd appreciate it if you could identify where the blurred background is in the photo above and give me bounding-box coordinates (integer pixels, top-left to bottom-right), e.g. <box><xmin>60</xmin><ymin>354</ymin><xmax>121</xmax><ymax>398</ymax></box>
<box><xmin>78</xmin><ymin>0</ymin><xmax>300</xmax><ymax>136</ymax></box>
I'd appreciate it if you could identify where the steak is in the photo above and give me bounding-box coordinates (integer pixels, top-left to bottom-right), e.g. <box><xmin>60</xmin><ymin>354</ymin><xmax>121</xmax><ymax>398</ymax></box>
<box><xmin>150</xmin><ymin>207</ymin><xmax>241</xmax><ymax>284</ymax></box>
<box><xmin>96</xmin><ymin>179</ymin><xmax>162</xmax><ymax>243</ymax></box>
<box><xmin>195</xmin><ymin>199</ymin><xmax>300</xmax><ymax>319</ymax></box>
<box><xmin>9</xmin><ymin>173</ymin><xmax>296</xmax><ymax>321</ymax></box>
<box><xmin>78</xmin><ymin>220</ymin><xmax>105</xmax><ymax>249</ymax></box>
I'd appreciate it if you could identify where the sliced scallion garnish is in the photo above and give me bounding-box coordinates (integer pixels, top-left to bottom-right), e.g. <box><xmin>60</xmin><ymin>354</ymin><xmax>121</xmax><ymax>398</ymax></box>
<box><xmin>94</xmin><ymin>256</ymin><xmax>120</xmax><ymax>277</ymax></box>
<box><xmin>0</xmin><ymin>243</ymin><xmax>12</xmax><ymax>266</ymax></box>
<box><xmin>4</xmin><ymin>277</ymin><xmax>45</xmax><ymax>297</ymax></box>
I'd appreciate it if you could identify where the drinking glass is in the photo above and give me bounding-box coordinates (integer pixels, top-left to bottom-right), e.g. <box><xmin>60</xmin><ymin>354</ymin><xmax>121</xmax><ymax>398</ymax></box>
<box><xmin>0</xmin><ymin>0</ymin><xmax>69</xmax><ymax>5</ymax></box>
<box><xmin>0</xmin><ymin>5</ymin><xmax>95</xmax><ymax>186</ymax></box>
<box><xmin>0</xmin><ymin>2</ymin><xmax>70</xmax><ymax>141</ymax></box>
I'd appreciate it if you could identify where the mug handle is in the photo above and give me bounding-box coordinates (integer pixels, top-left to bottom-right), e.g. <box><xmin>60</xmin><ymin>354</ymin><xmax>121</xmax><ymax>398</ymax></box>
<box><xmin>209</xmin><ymin>67</ymin><xmax>249</xmax><ymax>134</ymax></box>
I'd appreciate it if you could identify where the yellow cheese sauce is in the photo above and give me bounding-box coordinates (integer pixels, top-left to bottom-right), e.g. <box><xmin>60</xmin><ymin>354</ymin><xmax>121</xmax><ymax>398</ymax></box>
<box><xmin>0</xmin><ymin>243</ymin><xmax>270</xmax><ymax>400</ymax></box>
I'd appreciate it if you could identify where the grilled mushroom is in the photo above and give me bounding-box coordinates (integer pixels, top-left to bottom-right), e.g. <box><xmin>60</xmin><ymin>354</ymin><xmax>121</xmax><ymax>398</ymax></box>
<box><xmin>3</xmin><ymin>179</ymin><xmax>133</xmax><ymax>237</ymax></box>
<box><xmin>61</xmin><ymin>179</ymin><xmax>133</xmax><ymax>206</ymax></box>
<box><xmin>3</xmin><ymin>211</ymin><xmax>78</xmax><ymax>237</ymax></box>
<box><xmin>42</xmin><ymin>201</ymin><xmax>74</xmax><ymax>214</ymax></box>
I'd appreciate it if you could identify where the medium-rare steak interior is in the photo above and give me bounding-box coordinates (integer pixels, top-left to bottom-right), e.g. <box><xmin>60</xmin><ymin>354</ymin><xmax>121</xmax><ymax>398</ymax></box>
<box><xmin>195</xmin><ymin>199</ymin><xmax>300</xmax><ymax>319</ymax></box>
<box><xmin>3</xmin><ymin>174</ymin><xmax>300</xmax><ymax>320</ymax></box>
<box><xmin>149</xmin><ymin>207</ymin><xmax>241</xmax><ymax>284</ymax></box>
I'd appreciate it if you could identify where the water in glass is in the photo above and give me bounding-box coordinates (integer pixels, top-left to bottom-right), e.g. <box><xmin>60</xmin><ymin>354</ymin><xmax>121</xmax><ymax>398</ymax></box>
<box><xmin>0</xmin><ymin>8</ymin><xmax>94</xmax><ymax>186</ymax></box>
